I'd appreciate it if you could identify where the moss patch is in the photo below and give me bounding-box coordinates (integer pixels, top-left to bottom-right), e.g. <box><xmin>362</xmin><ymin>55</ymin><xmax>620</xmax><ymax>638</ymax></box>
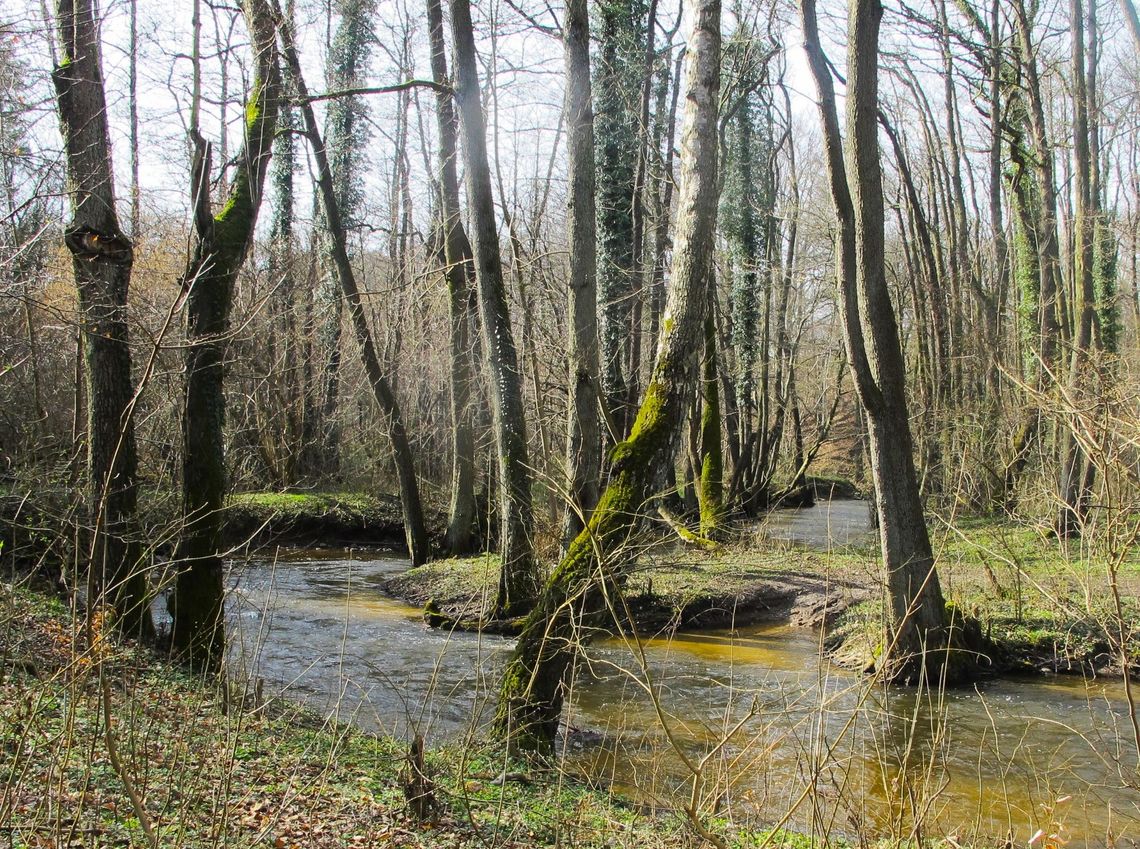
<box><xmin>224</xmin><ymin>491</ymin><xmax>419</xmax><ymax>550</ymax></box>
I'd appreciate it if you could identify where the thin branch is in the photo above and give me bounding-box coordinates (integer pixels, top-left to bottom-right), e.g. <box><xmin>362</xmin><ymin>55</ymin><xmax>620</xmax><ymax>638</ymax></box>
<box><xmin>299</xmin><ymin>78</ymin><xmax>449</xmax><ymax>103</ymax></box>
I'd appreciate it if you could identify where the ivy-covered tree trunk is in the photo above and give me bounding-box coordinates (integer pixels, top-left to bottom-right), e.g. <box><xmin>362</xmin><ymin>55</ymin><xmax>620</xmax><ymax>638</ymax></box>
<box><xmin>425</xmin><ymin>0</ymin><xmax>479</xmax><ymax>555</ymax></box>
<box><xmin>277</xmin><ymin>6</ymin><xmax>432</xmax><ymax>570</ymax></box>
<box><xmin>802</xmin><ymin>0</ymin><xmax>958</xmax><ymax>685</ymax></box>
<box><xmin>725</xmin><ymin>84</ymin><xmax>760</xmax><ymax>480</ymax></box>
<box><xmin>53</xmin><ymin>0</ymin><xmax>154</xmax><ymax>641</ymax></box>
<box><xmin>173</xmin><ymin>0</ymin><xmax>280</xmax><ymax>670</ymax></box>
<box><xmin>1011</xmin><ymin>0</ymin><xmax>1063</xmax><ymax>373</ymax></box>
<box><xmin>450</xmin><ymin>0</ymin><xmax>538</xmax><ymax>617</ymax></box>
<box><xmin>495</xmin><ymin>0</ymin><xmax>721</xmax><ymax>751</ymax></box>
<box><xmin>1057</xmin><ymin>0</ymin><xmax>1119</xmax><ymax>538</ymax></box>
<box><xmin>594</xmin><ymin>0</ymin><xmax>647</xmax><ymax>435</ymax></box>
<box><xmin>561</xmin><ymin>0</ymin><xmax>602</xmax><ymax>548</ymax></box>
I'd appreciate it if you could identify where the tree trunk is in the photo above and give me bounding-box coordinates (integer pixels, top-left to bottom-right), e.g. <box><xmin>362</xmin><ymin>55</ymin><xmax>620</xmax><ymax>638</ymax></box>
<box><xmin>1057</xmin><ymin>0</ymin><xmax>1098</xmax><ymax>538</ymax></box>
<box><xmin>495</xmin><ymin>0</ymin><xmax>721</xmax><ymax>751</ymax></box>
<box><xmin>53</xmin><ymin>0</ymin><xmax>154</xmax><ymax>640</ymax></box>
<box><xmin>698</xmin><ymin>311</ymin><xmax>724</xmax><ymax>537</ymax></box>
<box><xmin>801</xmin><ymin>0</ymin><xmax>958</xmax><ymax>684</ymax></box>
<box><xmin>173</xmin><ymin>0</ymin><xmax>280</xmax><ymax>669</ymax></box>
<box><xmin>425</xmin><ymin>0</ymin><xmax>479</xmax><ymax>555</ymax></box>
<box><xmin>449</xmin><ymin>0</ymin><xmax>538</xmax><ymax>616</ymax></box>
<box><xmin>277</xmin><ymin>5</ymin><xmax>432</xmax><ymax>569</ymax></box>
<box><xmin>561</xmin><ymin>0</ymin><xmax>602</xmax><ymax>549</ymax></box>
<box><xmin>594</xmin><ymin>0</ymin><xmax>644</xmax><ymax>435</ymax></box>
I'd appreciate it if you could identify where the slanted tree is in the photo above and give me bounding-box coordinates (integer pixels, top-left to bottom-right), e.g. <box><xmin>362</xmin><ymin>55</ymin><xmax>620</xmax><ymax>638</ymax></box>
<box><xmin>53</xmin><ymin>0</ymin><xmax>154</xmax><ymax>640</ymax></box>
<box><xmin>172</xmin><ymin>0</ymin><xmax>281</xmax><ymax>669</ymax></box>
<box><xmin>801</xmin><ymin>0</ymin><xmax>961</xmax><ymax>684</ymax></box>
<box><xmin>275</xmin><ymin>1</ymin><xmax>432</xmax><ymax>569</ymax></box>
<box><xmin>495</xmin><ymin>0</ymin><xmax>722</xmax><ymax>751</ymax></box>
<box><xmin>450</xmin><ymin>0</ymin><xmax>538</xmax><ymax>617</ymax></box>
<box><xmin>302</xmin><ymin>0</ymin><xmax>377</xmax><ymax>479</ymax></box>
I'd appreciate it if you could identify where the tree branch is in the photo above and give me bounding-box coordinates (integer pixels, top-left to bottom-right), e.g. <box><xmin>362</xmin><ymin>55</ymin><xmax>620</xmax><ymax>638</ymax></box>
<box><xmin>299</xmin><ymin>78</ymin><xmax>449</xmax><ymax>103</ymax></box>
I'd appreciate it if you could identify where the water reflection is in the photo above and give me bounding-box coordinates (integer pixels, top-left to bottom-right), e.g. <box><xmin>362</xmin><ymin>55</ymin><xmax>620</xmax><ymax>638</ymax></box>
<box><xmin>223</xmin><ymin>548</ymin><xmax>1139</xmax><ymax>845</ymax></box>
<box><xmin>760</xmin><ymin>498</ymin><xmax>875</xmax><ymax>548</ymax></box>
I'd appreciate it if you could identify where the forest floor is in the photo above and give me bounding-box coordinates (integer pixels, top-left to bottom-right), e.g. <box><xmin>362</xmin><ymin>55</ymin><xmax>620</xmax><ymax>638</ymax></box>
<box><xmin>0</xmin><ymin>581</ymin><xmax>831</xmax><ymax>848</ymax></box>
<box><xmin>384</xmin><ymin>509</ymin><xmax>1140</xmax><ymax>679</ymax></box>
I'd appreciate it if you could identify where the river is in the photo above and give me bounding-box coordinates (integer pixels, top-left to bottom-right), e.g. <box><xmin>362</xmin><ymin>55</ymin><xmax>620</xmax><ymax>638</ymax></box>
<box><xmin>220</xmin><ymin>500</ymin><xmax>1139</xmax><ymax>846</ymax></box>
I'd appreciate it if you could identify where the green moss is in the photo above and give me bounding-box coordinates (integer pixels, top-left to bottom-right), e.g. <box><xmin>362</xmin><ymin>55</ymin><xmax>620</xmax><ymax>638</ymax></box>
<box><xmin>229</xmin><ymin>490</ymin><xmax>384</xmax><ymax>515</ymax></box>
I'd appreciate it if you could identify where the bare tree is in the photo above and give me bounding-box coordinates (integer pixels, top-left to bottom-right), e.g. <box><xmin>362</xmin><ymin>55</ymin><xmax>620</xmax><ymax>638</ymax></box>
<box><xmin>801</xmin><ymin>0</ymin><xmax>959</xmax><ymax>684</ymax></box>
<box><xmin>561</xmin><ymin>0</ymin><xmax>602</xmax><ymax>548</ymax></box>
<box><xmin>275</xmin><ymin>0</ymin><xmax>432</xmax><ymax>569</ymax></box>
<box><xmin>450</xmin><ymin>0</ymin><xmax>538</xmax><ymax>617</ymax></box>
<box><xmin>53</xmin><ymin>0</ymin><xmax>154</xmax><ymax>640</ymax></box>
<box><xmin>425</xmin><ymin>0</ymin><xmax>479</xmax><ymax>555</ymax></box>
<box><xmin>172</xmin><ymin>0</ymin><xmax>281</xmax><ymax>669</ymax></box>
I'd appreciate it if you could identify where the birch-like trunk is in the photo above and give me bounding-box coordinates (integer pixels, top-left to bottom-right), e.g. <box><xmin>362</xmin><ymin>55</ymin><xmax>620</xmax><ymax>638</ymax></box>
<box><xmin>450</xmin><ymin>0</ymin><xmax>538</xmax><ymax>616</ymax></box>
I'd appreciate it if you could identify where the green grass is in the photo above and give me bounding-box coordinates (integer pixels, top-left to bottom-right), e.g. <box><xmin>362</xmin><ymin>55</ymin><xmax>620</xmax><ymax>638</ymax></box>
<box><xmin>229</xmin><ymin>490</ymin><xmax>395</xmax><ymax>516</ymax></box>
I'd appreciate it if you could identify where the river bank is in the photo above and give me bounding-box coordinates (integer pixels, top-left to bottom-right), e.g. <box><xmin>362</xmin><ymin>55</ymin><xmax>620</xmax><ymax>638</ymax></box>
<box><xmin>0</xmin><ymin>581</ymin><xmax>834</xmax><ymax>849</ymax></box>
<box><xmin>382</xmin><ymin>501</ymin><xmax>1140</xmax><ymax>680</ymax></box>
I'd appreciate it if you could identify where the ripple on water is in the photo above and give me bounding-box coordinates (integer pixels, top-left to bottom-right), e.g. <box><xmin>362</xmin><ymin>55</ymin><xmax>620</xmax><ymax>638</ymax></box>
<box><xmin>223</xmin><ymin>549</ymin><xmax>1139</xmax><ymax>846</ymax></box>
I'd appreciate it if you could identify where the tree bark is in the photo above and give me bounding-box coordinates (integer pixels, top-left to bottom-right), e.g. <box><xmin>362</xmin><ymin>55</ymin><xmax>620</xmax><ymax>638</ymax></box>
<box><xmin>173</xmin><ymin>0</ymin><xmax>280</xmax><ymax>669</ymax></box>
<box><xmin>801</xmin><ymin>0</ymin><xmax>957</xmax><ymax>684</ymax></box>
<box><xmin>276</xmin><ymin>3</ymin><xmax>432</xmax><ymax>570</ymax></box>
<box><xmin>53</xmin><ymin>0</ymin><xmax>154</xmax><ymax>640</ymax></box>
<box><xmin>449</xmin><ymin>0</ymin><xmax>538</xmax><ymax>617</ymax></box>
<box><xmin>698</xmin><ymin>310</ymin><xmax>724</xmax><ymax>537</ymax></box>
<box><xmin>561</xmin><ymin>0</ymin><xmax>602</xmax><ymax>549</ymax></box>
<box><xmin>425</xmin><ymin>0</ymin><xmax>479</xmax><ymax>555</ymax></box>
<box><xmin>1058</xmin><ymin>0</ymin><xmax>1098</xmax><ymax>537</ymax></box>
<box><xmin>495</xmin><ymin>0</ymin><xmax>721</xmax><ymax>751</ymax></box>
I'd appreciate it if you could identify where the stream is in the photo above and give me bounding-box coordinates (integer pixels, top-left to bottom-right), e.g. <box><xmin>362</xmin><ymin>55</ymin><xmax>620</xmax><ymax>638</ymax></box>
<box><xmin>221</xmin><ymin>500</ymin><xmax>1139</xmax><ymax>845</ymax></box>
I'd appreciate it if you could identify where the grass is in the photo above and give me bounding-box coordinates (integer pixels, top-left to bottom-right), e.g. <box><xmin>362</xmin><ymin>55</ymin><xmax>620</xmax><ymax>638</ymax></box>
<box><xmin>223</xmin><ymin>491</ymin><xmax>409</xmax><ymax>549</ymax></box>
<box><xmin>229</xmin><ymin>491</ymin><xmax>395</xmax><ymax>515</ymax></box>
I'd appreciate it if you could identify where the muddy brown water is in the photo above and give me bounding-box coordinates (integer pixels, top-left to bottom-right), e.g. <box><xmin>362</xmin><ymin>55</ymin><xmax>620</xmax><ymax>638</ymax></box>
<box><xmin>215</xmin><ymin>501</ymin><xmax>1138</xmax><ymax>846</ymax></box>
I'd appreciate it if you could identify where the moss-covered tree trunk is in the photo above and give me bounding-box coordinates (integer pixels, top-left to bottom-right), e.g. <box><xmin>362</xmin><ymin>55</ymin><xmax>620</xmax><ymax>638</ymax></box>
<box><xmin>450</xmin><ymin>0</ymin><xmax>538</xmax><ymax>617</ymax></box>
<box><xmin>53</xmin><ymin>0</ymin><xmax>154</xmax><ymax>641</ymax></box>
<box><xmin>561</xmin><ymin>0</ymin><xmax>602</xmax><ymax>549</ymax></box>
<box><xmin>276</xmin><ymin>7</ymin><xmax>431</xmax><ymax>570</ymax></box>
<box><xmin>173</xmin><ymin>0</ymin><xmax>280</xmax><ymax>669</ymax></box>
<box><xmin>802</xmin><ymin>0</ymin><xmax>958</xmax><ymax>685</ymax></box>
<box><xmin>495</xmin><ymin>0</ymin><xmax>721</xmax><ymax>751</ymax></box>
<box><xmin>425</xmin><ymin>0</ymin><xmax>479</xmax><ymax>555</ymax></box>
